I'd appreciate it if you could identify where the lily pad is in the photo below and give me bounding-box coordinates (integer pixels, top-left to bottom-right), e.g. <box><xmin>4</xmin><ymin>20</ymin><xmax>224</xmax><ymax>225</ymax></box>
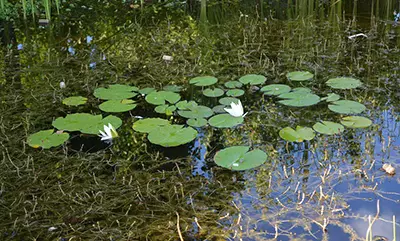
<box><xmin>175</xmin><ymin>100</ymin><xmax>198</xmax><ymax>110</ymax></box>
<box><xmin>239</xmin><ymin>74</ymin><xmax>266</xmax><ymax>85</ymax></box>
<box><xmin>328</xmin><ymin>100</ymin><xmax>366</xmax><ymax>114</ymax></box>
<box><xmin>187</xmin><ymin>118</ymin><xmax>207</xmax><ymax>127</ymax></box>
<box><xmin>321</xmin><ymin>93</ymin><xmax>340</xmax><ymax>102</ymax></box>
<box><xmin>226</xmin><ymin>89</ymin><xmax>245</xmax><ymax>97</ymax></box>
<box><xmin>326</xmin><ymin>77</ymin><xmax>362</xmax><ymax>89</ymax></box>
<box><xmin>208</xmin><ymin>114</ymin><xmax>244</xmax><ymax>128</ymax></box>
<box><xmin>145</xmin><ymin>91</ymin><xmax>181</xmax><ymax>105</ymax></box>
<box><xmin>155</xmin><ymin>105</ymin><xmax>176</xmax><ymax>115</ymax></box>
<box><xmin>163</xmin><ymin>85</ymin><xmax>183</xmax><ymax>92</ymax></box>
<box><xmin>279</xmin><ymin>126</ymin><xmax>315</xmax><ymax>142</ymax></box>
<box><xmin>292</xmin><ymin>87</ymin><xmax>312</xmax><ymax>93</ymax></box>
<box><xmin>62</xmin><ymin>96</ymin><xmax>87</xmax><ymax>106</ymax></box>
<box><xmin>132</xmin><ymin>118</ymin><xmax>170</xmax><ymax>133</ymax></box>
<box><xmin>27</xmin><ymin>129</ymin><xmax>69</xmax><ymax>149</ymax></box>
<box><xmin>189</xmin><ymin>76</ymin><xmax>218</xmax><ymax>86</ymax></box>
<box><xmin>148</xmin><ymin>125</ymin><xmax>198</xmax><ymax>147</ymax></box>
<box><xmin>340</xmin><ymin>116</ymin><xmax>372</xmax><ymax>128</ymax></box>
<box><xmin>278</xmin><ymin>92</ymin><xmax>320</xmax><ymax>107</ymax></box>
<box><xmin>178</xmin><ymin>105</ymin><xmax>213</xmax><ymax>119</ymax></box>
<box><xmin>203</xmin><ymin>88</ymin><xmax>224</xmax><ymax>97</ymax></box>
<box><xmin>313</xmin><ymin>121</ymin><xmax>344</xmax><ymax>135</ymax></box>
<box><xmin>94</xmin><ymin>84</ymin><xmax>138</xmax><ymax>100</ymax></box>
<box><xmin>52</xmin><ymin>113</ymin><xmax>122</xmax><ymax>134</ymax></box>
<box><xmin>214</xmin><ymin>146</ymin><xmax>267</xmax><ymax>171</ymax></box>
<box><xmin>212</xmin><ymin>105</ymin><xmax>227</xmax><ymax>113</ymax></box>
<box><xmin>260</xmin><ymin>84</ymin><xmax>291</xmax><ymax>96</ymax></box>
<box><xmin>286</xmin><ymin>71</ymin><xmax>314</xmax><ymax>81</ymax></box>
<box><xmin>99</xmin><ymin>99</ymin><xmax>137</xmax><ymax>113</ymax></box>
<box><xmin>219</xmin><ymin>97</ymin><xmax>240</xmax><ymax>105</ymax></box>
<box><xmin>139</xmin><ymin>87</ymin><xmax>156</xmax><ymax>96</ymax></box>
<box><xmin>224</xmin><ymin>81</ymin><xmax>243</xmax><ymax>89</ymax></box>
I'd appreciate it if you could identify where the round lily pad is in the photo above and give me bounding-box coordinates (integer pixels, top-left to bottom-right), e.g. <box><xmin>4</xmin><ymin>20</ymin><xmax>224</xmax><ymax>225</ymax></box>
<box><xmin>321</xmin><ymin>93</ymin><xmax>340</xmax><ymax>102</ymax></box>
<box><xmin>132</xmin><ymin>118</ymin><xmax>170</xmax><ymax>133</ymax></box>
<box><xmin>178</xmin><ymin>105</ymin><xmax>213</xmax><ymax>119</ymax></box>
<box><xmin>139</xmin><ymin>87</ymin><xmax>156</xmax><ymax>96</ymax></box>
<box><xmin>278</xmin><ymin>92</ymin><xmax>320</xmax><ymax>107</ymax></box>
<box><xmin>203</xmin><ymin>88</ymin><xmax>224</xmax><ymax>97</ymax></box>
<box><xmin>292</xmin><ymin>87</ymin><xmax>312</xmax><ymax>93</ymax></box>
<box><xmin>226</xmin><ymin>89</ymin><xmax>245</xmax><ymax>97</ymax></box>
<box><xmin>27</xmin><ymin>129</ymin><xmax>69</xmax><ymax>149</ymax></box>
<box><xmin>313</xmin><ymin>121</ymin><xmax>344</xmax><ymax>135</ymax></box>
<box><xmin>189</xmin><ymin>76</ymin><xmax>218</xmax><ymax>86</ymax></box>
<box><xmin>62</xmin><ymin>96</ymin><xmax>87</xmax><ymax>106</ymax></box>
<box><xmin>239</xmin><ymin>74</ymin><xmax>266</xmax><ymax>85</ymax></box>
<box><xmin>208</xmin><ymin>114</ymin><xmax>244</xmax><ymax>128</ymax></box>
<box><xmin>260</xmin><ymin>84</ymin><xmax>291</xmax><ymax>96</ymax></box>
<box><xmin>145</xmin><ymin>91</ymin><xmax>181</xmax><ymax>105</ymax></box>
<box><xmin>224</xmin><ymin>81</ymin><xmax>243</xmax><ymax>89</ymax></box>
<box><xmin>286</xmin><ymin>71</ymin><xmax>314</xmax><ymax>81</ymax></box>
<box><xmin>99</xmin><ymin>99</ymin><xmax>137</xmax><ymax>113</ymax></box>
<box><xmin>94</xmin><ymin>84</ymin><xmax>138</xmax><ymax>100</ymax></box>
<box><xmin>340</xmin><ymin>116</ymin><xmax>372</xmax><ymax>128</ymax></box>
<box><xmin>219</xmin><ymin>97</ymin><xmax>240</xmax><ymax>105</ymax></box>
<box><xmin>163</xmin><ymin>85</ymin><xmax>183</xmax><ymax>92</ymax></box>
<box><xmin>155</xmin><ymin>105</ymin><xmax>176</xmax><ymax>115</ymax></box>
<box><xmin>148</xmin><ymin>125</ymin><xmax>198</xmax><ymax>147</ymax></box>
<box><xmin>175</xmin><ymin>100</ymin><xmax>198</xmax><ymax>110</ymax></box>
<box><xmin>279</xmin><ymin>126</ymin><xmax>315</xmax><ymax>142</ymax></box>
<box><xmin>52</xmin><ymin>113</ymin><xmax>122</xmax><ymax>134</ymax></box>
<box><xmin>326</xmin><ymin>77</ymin><xmax>362</xmax><ymax>89</ymax></box>
<box><xmin>328</xmin><ymin>100</ymin><xmax>366</xmax><ymax>114</ymax></box>
<box><xmin>212</xmin><ymin>105</ymin><xmax>227</xmax><ymax>114</ymax></box>
<box><xmin>187</xmin><ymin>118</ymin><xmax>207</xmax><ymax>127</ymax></box>
<box><xmin>214</xmin><ymin>146</ymin><xmax>267</xmax><ymax>171</ymax></box>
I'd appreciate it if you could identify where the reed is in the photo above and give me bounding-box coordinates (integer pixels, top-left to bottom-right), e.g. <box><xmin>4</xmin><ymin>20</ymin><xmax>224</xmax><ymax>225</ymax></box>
<box><xmin>21</xmin><ymin>0</ymin><xmax>27</xmax><ymax>19</ymax></box>
<box><xmin>43</xmin><ymin>0</ymin><xmax>50</xmax><ymax>20</ymax></box>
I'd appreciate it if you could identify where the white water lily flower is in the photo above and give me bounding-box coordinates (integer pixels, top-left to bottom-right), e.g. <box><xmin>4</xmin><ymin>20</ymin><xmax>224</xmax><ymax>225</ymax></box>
<box><xmin>224</xmin><ymin>100</ymin><xmax>248</xmax><ymax>117</ymax></box>
<box><xmin>98</xmin><ymin>123</ymin><xmax>118</xmax><ymax>141</ymax></box>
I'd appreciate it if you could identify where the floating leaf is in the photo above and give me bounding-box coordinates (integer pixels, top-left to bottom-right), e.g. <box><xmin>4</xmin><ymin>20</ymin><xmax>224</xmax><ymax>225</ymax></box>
<box><xmin>163</xmin><ymin>85</ymin><xmax>183</xmax><ymax>92</ymax></box>
<box><xmin>219</xmin><ymin>97</ymin><xmax>240</xmax><ymax>105</ymax></box>
<box><xmin>321</xmin><ymin>93</ymin><xmax>340</xmax><ymax>102</ymax></box>
<box><xmin>155</xmin><ymin>105</ymin><xmax>176</xmax><ymax>115</ymax></box>
<box><xmin>328</xmin><ymin>100</ymin><xmax>366</xmax><ymax>114</ymax></box>
<box><xmin>139</xmin><ymin>87</ymin><xmax>156</xmax><ymax>96</ymax></box>
<box><xmin>187</xmin><ymin>118</ymin><xmax>207</xmax><ymax>127</ymax></box>
<box><xmin>94</xmin><ymin>84</ymin><xmax>138</xmax><ymax>100</ymax></box>
<box><xmin>62</xmin><ymin>96</ymin><xmax>87</xmax><ymax>106</ymax></box>
<box><xmin>326</xmin><ymin>77</ymin><xmax>362</xmax><ymax>89</ymax></box>
<box><xmin>214</xmin><ymin>146</ymin><xmax>267</xmax><ymax>171</ymax></box>
<box><xmin>260</xmin><ymin>84</ymin><xmax>291</xmax><ymax>96</ymax></box>
<box><xmin>224</xmin><ymin>81</ymin><xmax>243</xmax><ymax>89</ymax></box>
<box><xmin>286</xmin><ymin>71</ymin><xmax>314</xmax><ymax>81</ymax></box>
<box><xmin>27</xmin><ymin>129</ymin><xmax>69</xmax><ymax>149</ymax></box>
<box><xmin>212</xmin><ymin>105</ymin><xmax>227</xmax><ymax>113</ymax></box>
<box><xmin>178</xmin><ymin>105</ymin><xmax>213</xmax><ymax>119</ymax></box>
<box><xmin>278</xmin><ymin>92</ymin><xmax>320</xmax><ymax>107</ymax></box>
<box><xmin>279</xmin><ymin>126</ymin><xmax>315</xmax><ymax>142</ymax></box>
<box><xmin>52</xmin><ymin>113</ymin><xmax>122</xmax><ymax>134</ymax></box>
<box><xmin>382</xmin><ymin>163</ymin><xmax>395</xmax><ymax>175</ymax></box>
<box><xmin>175</xmin><ymin>100</ymin><xmax>198</xmax><ymax>110</ymax></box>
<box><xmin>99</xmin><ymin>99</ymin><xmax>137</xmax><ymax>113</ymax></box>
<box><xmin>145</xmin><ymin>91</ymin><xmax>181</xmax><ymax>105</ymax></box>
<box><xmin>313</xmin><ymin>121</ymin><xmax>344</xmax><ymax>135</ymax></box>
<box><xmin>340</xmin><ymin>116</ymin><xmax>372</xmax><ymax>128</ymax></box>
<box><xmin>292</xmin><ymin>87</ymin><xmax>312</xmax><ymax>93</ymax></box>
<box><xmin>81</xmin><ymin>115</ymin><xmax>122</xmax><ymax>135</ymax></box>
<box><xmin>132</xmin><ymin>118</ymin><xmax>170</xmax><ymax>133</ymax></box>
<box><xmin>226</xmin><ymin>89</ymin><xmax>245</xmax><ymax>97</ymax></box>
<box><xmin>189</xmin><ymin>76</ymin><xmax>218</xmax><ymax>86</ymax></box>
<box><xmin>203</xmin><ymin>88</ymin><xmax>224</xmax><ymax>97</ymax></box>
<box><xmin>148</xmin><ymin>125</ymin><xmax>197</xmax><ymax>147</ymax></box>
<box><xmin>208</xmin><ymin>114</ymin><xmax>244</xmax><ymax>128</ymax></box>
<box><xmin>239</xmin><ymin>74</ymin><xmax>266</xmax><ymax>85</ymax></box>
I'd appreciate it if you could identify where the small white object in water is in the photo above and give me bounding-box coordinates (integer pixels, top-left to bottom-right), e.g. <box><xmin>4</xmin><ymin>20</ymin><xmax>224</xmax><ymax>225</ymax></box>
<box><xmin>59</xmin><ymin>81</ymin><xmax>66</xmax><ymax>89</ymax></box>
<box><xmin>232</xmin><ymin>163</ymin><xmax>239</xmax><ymax>167</ymax></box>
<box><xmin>224</xmin><ymin>99</ymin><xmax>247</xmax><ymax>118</ymax></box>
<box><xmin>48</xmin><ymin>227</ymin><xmax>57</xmax><ymax>232</ymax></box>
<box><xmin>162</xmin><ymin>55</ymin><xmax>173</xmax><ymax>61</ymax></box>
<box><xmin>98</xmin><ymin>123</ymin><xmax>118</xmax><ymax>141</ymax></box>
<box><xmin>382</xmin><ymin>163</ymin><xmax>395</xmax><ymax>175</ymax></box>
<box><xmin>348</xmin><ymin>33</ymin><xmax>368</xmax><ymax>40</ymax></box>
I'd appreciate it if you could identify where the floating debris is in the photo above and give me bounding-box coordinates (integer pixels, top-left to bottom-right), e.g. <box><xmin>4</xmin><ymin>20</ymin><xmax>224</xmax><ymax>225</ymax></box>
<box><xmin>382</xmin><ymin>163</ymin><xmax>395</xmax><ymax>175</ymax></box>
<box><xmin>348</xmin><ymin>33</ymin><xmax>367</xmax><ymax>39</ymax></box>
<box><xmin>162</xmin><ymin>55</ymin><xmax>173</xmax><ymax>61</ymax></box>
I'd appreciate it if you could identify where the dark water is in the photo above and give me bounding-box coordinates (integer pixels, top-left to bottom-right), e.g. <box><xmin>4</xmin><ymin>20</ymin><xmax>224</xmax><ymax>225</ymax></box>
<box><xmin>0</xmin><ymin>1</ymin><xmax>399</xmax><ymax>240</ymax></box>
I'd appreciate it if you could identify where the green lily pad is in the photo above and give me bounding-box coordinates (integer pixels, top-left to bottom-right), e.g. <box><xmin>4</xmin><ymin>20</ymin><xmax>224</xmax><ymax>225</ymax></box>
<box><xmin>313</xmin><ymin>121</ymin><xmax>344</xmax><ymax>135</ymax></box>
<box><xmin>326</xmin><ymin>77</ymin><xmax>362</xmax><ymax>89</ymax></box>
<box><xmin>286</xmin><ymin>71</ymin><xmax>314</xmax><ymax>81</ymax></box>
<box><xmin>94</xmin><ymin>84</ymin><xmax>138</xmax><ymax>100</ymax></box>
<box><xmin>226</xmin><ymin>89</ymin><xmax>245</xmax><ymax>97</ymax></box>
<box><xmin>208</xmin><ymin>114</ymin><xmax>244</xmax><ymax>128</ymax></box>
<box><xmin>155</xmin><ymin>105</ymin><xmax>176</xmax><ymax>115</ymax></box>
<box><xmin>145</xmin><ymin>91</ymin><xmax>181</xmax><ymax>105</ymax></box>
<box><xmin>27</xmin><ymin>129</ymin><xmax>69</xmax><ymax>149</ymax></box>
<box><xmin>214</xmin><ymin>146</ymin><xmax>267</xmax><ymax>171</ymax></box>
<box><xmin>279</xmin><ymin>126</ymin><xmax>315</xmax><ymax>142</ymax></box>
<box><xmin>189</xmin><ymin>76</ymin><xmax>218</xmax><ymax>86</ymax></box>
<box><xmin>224</xmin><ymin>81</ymin><xmax>243</xmax><ymax>89</ymax></box>
<box><xmin>178</xmin><ymin>105</ymin><xmax>213</xmax><ymax>119</ymax></box>
<box><xmin>328</xmin><ymin>100</ymin><xmax>366</xmax><ymax>114</ymax></box>
<box><xmin>52</xmin><ymin>113</ymin><xmax>122</xmax><ymax>134</ymax></box>
<box><xmin>62</xmin><ymin>96</ymin><xmax>87</xmax><ymax>106</ymax></box>
<box><xmin>340</xmin><ymin>116</ymin><xmax>372</xmax><ymax>128</ymax></box>
<box><xmin>212</xmin><ymin>105</ymin><xmax>227</xmax><ymax>114</ymax></box>
<box><xmin>219</xmin><ymin>97</ymin><xmax>240</xmax><ymax>105</ymax></box>
<box><xmin>278</xmin><ymin>92</ymin><xmax>320</xmax><ymax>107</ymax></box>
<box><xmin>321</xmin><ymin>93</ymin><xmax>340</xmax><ymax>102</ymax></box>
<box><xmin>260</xmin><ymin>84</ymin><xmax>291</xmax><ymax>96</ymax></box>
<box><xmin>139</xmin><ymin>87</ymin><xmax>156</xmax><ymax>96</ymax></box>
<box><xmin>81</xmin><ymin>115</ymin><xmax>122</xmax><ymax>135</ymax></box>
<box><xmin>148</xmin><ymin>125</ymin><xmax>198</xmax><ymax>147</ymax></box>
<box><xmin>175</xmin><ymin>100</ymin><xmax>198</xmax><ymax>110</ymax></box>
<box><xmin>132</xmin><ymin>118</ymin><xmax>170</xmax><ymax>133</ymax></box>
<box><xmin>163</xmin><ymin>85</ymin><xmax>183</xmax><ymax>92</ymax></box>
<box><xmin>203</xmin><ymin>88</ymin><xmax>224</xmax><ymax>97</ymax></box>
<box><xmin>187</xmin><ymin>118</ymin><xmax>207</xmax><ymax>127</ymax></box>
<box><xmin>99</xmin><ymin>99</ymin><xmax>137</xmax><ymax>113</ymax></box>
<box><xmin>292</xmin><ymin>87</ymin><xmax>312</xmax><ymax>93</ymax></box>
<box><xmin>239</xmin><ymin>74</ymin><xmax>266</xmax><ymax>85</ymax></box>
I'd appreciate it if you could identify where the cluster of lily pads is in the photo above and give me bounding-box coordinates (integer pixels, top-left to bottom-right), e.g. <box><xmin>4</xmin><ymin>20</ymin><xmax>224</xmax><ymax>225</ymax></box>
<box><xmin>27</xmin><ymin>71</ymin><xmax>372</xmax><ymax>170</ymax></box>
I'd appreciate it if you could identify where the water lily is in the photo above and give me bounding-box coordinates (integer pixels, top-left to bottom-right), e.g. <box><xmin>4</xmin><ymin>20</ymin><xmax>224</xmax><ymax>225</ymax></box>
<box><xmin>98</xmin><ymin>123</ymin><xmax>118</xmax><ymax>141</ymax></box>
<box><xmin>224</xmin><ymin>100</ymin><xmax>248</xmax><ymax>117</ymax></box>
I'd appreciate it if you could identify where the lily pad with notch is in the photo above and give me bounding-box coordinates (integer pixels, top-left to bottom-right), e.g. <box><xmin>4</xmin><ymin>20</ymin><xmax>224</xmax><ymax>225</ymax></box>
<box><xmin>313</xmin><ymin>121</ymin><xmax>344</xmax><ymax>135</ymax></box>
<box><xmin>226</xmin><ymin>89</ymin><xmax>245</xmax><ymax>97</ymax></box>
<box><xmin>224</xmin><ymin>81</ymin><xmax>243</xmax><ymax>89</ymax></box>
<box><xmin>99</xmin><ymin>99</ymin><xmax>137</xmax><ymax>113</ymax></box>
<box><xmin>321</xmin><ymin>93</ymin><xmax>340</xmax><ymax>102</ymax></box>
<box><xmin>203</xmin><ymin>88</ymin><xmax>224</xmax><ymax>97</ymax></box>
<box><xmin>340</xmin><ymin>116</ymin><xmax>372</xmax><ymax>128</ymax></box>
<box><xmin>138</xmin><ymin>87</ymin><xmax>156</xmax><ymax>96</ymax></box>
<box><xmin>175</xmin><ymin>100</ymin><xmax>198</xmax><ymax>110</ymax></box>
<box><xmin>28</xmin><ymin>129</ymin><xmax>70</xmax><ymax>149</ymax></box>
<box><xmin>189</xmin><ymin>76</ymin><xmax>218</xmax><ymax>86</ymax></box>
<box><xmin>147</xmin><ymin>124</ymin><xmax>198</xmax><ymax>147</ymax></box>
<box><xmin>208</xmin><ymin>114</ymin><xmax>244</xmax><ymax>128</ymax></box>
<box><xmin>239</xmin><ymin>74</ymin><xmax>266</xmax><ymax>85</ymax></box>
<box><xmin>178</xmin><ymin>105</ymin><xmax>213</xmax><ymax>119</ymax></box>
<box><xmin>62</xmin><ymin>96</ymin><xmax>87</xmax><ymax>106</ymax></box>
<box><xmin>155</xmin><ymin>105</ymin><xmax>176</xmax><ymax>116</ymax></box>
<box><xmin>219</xmin><ymin>97</ymin><xmax>240</xmax><ymax>105</ymax></box>
<box><xmin>326</xmin><ymin>77</ymin><xmax>362</xmax><ymax>89</ymax></box>
<box><xmin>279</xmin><ymin>126</ymin><xmax>315</xmax><ymax>142</ymax></box>
<box><xmin>278</xmin><ymin>92</ymin><xmax>320</xmax><ymax>107</ymax></box>
<box><xmin>187</xmin><ymin>118</ymin><xmax>207</xmax><ymax>128</ymax></box>
<box><xmin>94</xmin><ymin>84</ymin><xmax>138</xmax><ymax>100</ymax></box>
<box><xmin>133</xmin><ymin>118</ymin><xmax>170</xmax><ymax>133</ymax></box>
<box><xmin>214</xmin><ymin>146</ymin><xmax>267</xmax><ymax>171</ymax></box>
<box><xmin>286</xmin><ymin>71</ymin><xmax>314</xmax><ymax>81</ymax></box>
<box><xmin>260</xmin><ymin>84</ymin><xmax>291</xmax><ymax>96</ymax></box>
<box><xmin>328</xmin><ymin>100</ymin><xmax>366</xmax><ymax>114</ymax></box>
<box><xmin>145</xmin><ymin>91</ymin><xmax>181</xmax><ymax>105</ymax></box>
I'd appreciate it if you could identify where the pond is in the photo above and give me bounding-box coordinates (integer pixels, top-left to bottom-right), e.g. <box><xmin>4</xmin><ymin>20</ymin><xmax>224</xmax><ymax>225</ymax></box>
<box><xmin>1</xmin><ymin>0</ymin><xmax>400</xmax><ymax>240</ymax></box>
